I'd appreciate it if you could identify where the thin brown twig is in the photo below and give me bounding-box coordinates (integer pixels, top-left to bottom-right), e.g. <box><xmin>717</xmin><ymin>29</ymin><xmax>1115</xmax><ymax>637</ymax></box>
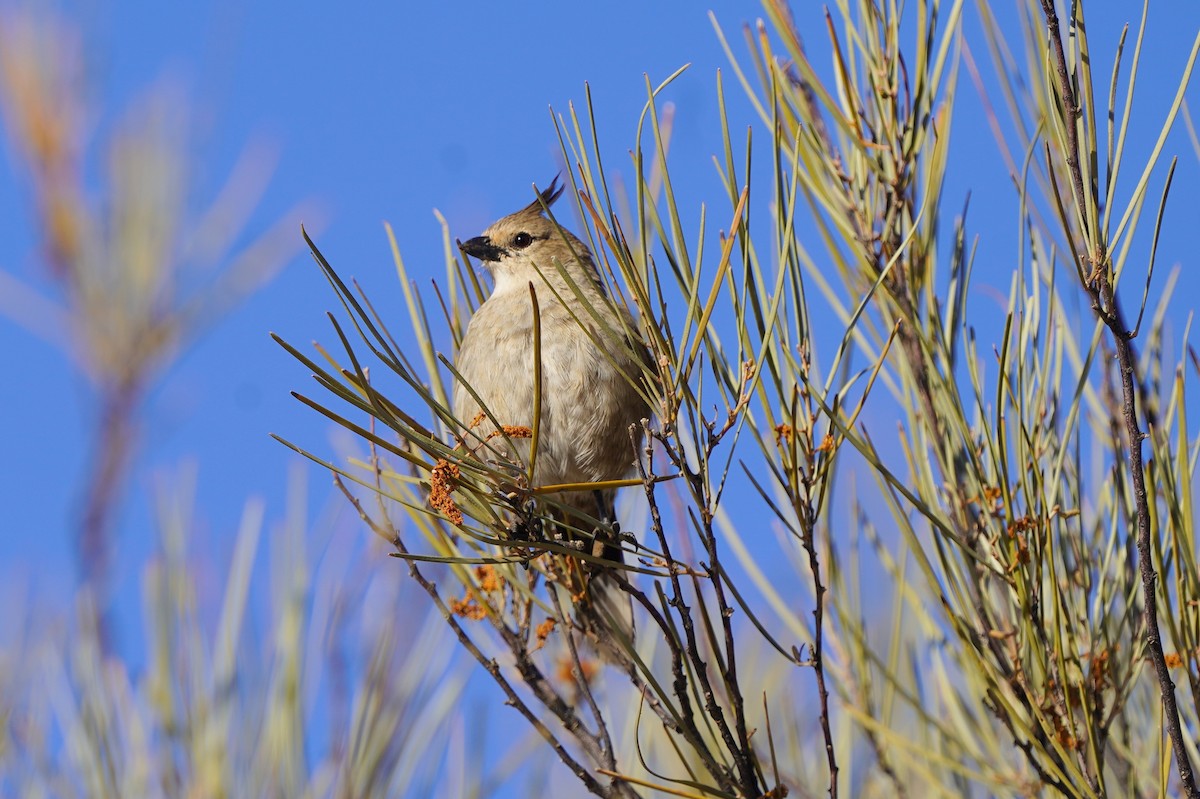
<box><xmin>1039</xmin><ymin>0</ymin><xmax>1090</xmax><ymax>224</ymax></box>
<box><xmin>630</xmin><ymin>425</ymin><xmax>739</xmax><ymax>794</ymax></box>
<box><xmin>800</xmin><ymin>499</ymin><xmax>837</xmax><ymax>798</ymax></box>
<box><xmin>694</xmin><ymin>450</ymin><xmax>759</xmax><ymax>792</ymax></box>
<box><xmin>1102</xmin><ymin>279</ymin><xmax>1196</xmax><ymax>796</ymax></box>
<box><xmin>1037</xmin><ymin>1</ymin><xmax>1198</xmax><ymax>795</ymax></box>
<box><xmin>648</xmin><ymin>421</ymin><xmax>763</xmax><ymax>796</ymax></box>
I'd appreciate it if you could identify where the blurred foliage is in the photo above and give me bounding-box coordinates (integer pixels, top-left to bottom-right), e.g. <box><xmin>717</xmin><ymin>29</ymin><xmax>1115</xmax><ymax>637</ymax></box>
<box><xmin>0</xmin><ymin>7</ymin><xmax>310</xmax><ymax>623</ymax></box>
<box><xmin>0</xmin><ymin>9</ymin><xmax>302</xmax><ymax>386</ymax></box>
<box><xmin>0</xmin><ymin>466</ymin><xmax>492</xmax><ymax>798</ymax></box>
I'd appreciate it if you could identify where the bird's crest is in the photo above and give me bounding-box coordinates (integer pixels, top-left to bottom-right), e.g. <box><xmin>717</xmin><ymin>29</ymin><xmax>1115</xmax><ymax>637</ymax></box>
<box><xmin>517</xmin><ymin>176</ymin><xmax>565</xmax><ymax>218</ymax></box>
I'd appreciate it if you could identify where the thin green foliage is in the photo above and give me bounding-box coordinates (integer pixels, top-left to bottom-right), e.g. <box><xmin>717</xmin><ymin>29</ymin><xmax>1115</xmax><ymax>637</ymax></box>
<box><xmin>272</xmin><ymin>1</ymin><xmax>1200</xmax><ymax>797</ymax></box>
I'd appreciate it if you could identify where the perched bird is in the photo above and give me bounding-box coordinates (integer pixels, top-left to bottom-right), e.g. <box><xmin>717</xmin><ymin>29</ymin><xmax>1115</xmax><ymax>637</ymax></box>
<box><xmin>454</xmin><ymin>178</ymin><xmax>651</xmax><ymax>653</ymax></box>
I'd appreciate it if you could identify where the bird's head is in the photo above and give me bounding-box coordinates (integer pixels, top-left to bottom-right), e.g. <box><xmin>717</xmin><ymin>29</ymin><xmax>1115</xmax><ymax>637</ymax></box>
<box><xmin>459</xmin><ymin>178</ymin><xmax>601</xmax><ymax>294</ymax></box>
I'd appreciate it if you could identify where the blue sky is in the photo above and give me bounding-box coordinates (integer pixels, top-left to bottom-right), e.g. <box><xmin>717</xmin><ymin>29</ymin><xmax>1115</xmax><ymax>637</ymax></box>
<box><xmin>2</xmin><ymin>0</ymin><xmax>1200</xmax><ymax>791</ymax></box>
<box><xmin>0</xmin><ymin>0</ymin><xmax>758</xmax><ymax>602</ymax></box>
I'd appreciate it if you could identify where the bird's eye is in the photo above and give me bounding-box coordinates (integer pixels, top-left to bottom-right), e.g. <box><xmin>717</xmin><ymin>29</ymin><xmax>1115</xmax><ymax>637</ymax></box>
<box><xmin>512</xmin><ymin>232</ymin><xmax>533</xmax><ymax>249</ymax></box>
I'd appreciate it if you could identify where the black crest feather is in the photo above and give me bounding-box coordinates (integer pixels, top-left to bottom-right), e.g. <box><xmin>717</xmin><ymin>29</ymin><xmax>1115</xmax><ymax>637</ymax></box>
<box><xmin>520</xmin><ymin>175</ymin><xmax>564</xmax><ymax>216</ymax></box>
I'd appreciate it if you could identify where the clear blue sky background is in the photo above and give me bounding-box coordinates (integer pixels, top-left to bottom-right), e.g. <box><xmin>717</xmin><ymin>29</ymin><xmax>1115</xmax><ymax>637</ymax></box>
<box><xmin>2</xmin><ymin>0</ymin><xmax>1199</xmax><ymax>792</ymax></box>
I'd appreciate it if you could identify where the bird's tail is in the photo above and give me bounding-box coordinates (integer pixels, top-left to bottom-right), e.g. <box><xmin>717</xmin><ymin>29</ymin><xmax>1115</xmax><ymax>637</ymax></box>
<box><xmin>581</xmin><ymin>550</ymin><xmax>635</xmax><ymax>665</ymax></box>
<box><xmin>560</xmin><ymin>489</ymin><xmax>636</xmax><ymax>665</ymax></box>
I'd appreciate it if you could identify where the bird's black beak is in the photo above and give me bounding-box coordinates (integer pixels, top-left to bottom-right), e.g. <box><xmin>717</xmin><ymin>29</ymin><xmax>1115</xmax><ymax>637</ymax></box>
<box><xmin>459</xmin><ymin>236</ymin><xmax>505</xmax><ymax>263</ymax></box>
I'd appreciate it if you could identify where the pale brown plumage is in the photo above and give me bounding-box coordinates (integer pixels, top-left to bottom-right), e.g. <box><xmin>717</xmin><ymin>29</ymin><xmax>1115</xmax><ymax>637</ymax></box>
<box><xmin>455</xmin><ymin>179</ymin><xmax>650</xmax><ymax>651</ymax></box>
<box><xmin>454</xmin><ymin>179</ymin><xmax>650</xmax><ymax>524</ymax></box>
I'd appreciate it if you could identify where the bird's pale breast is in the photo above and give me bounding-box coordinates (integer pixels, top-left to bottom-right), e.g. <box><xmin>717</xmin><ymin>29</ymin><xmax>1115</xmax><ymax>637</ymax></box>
<box><xmin>454</xmin><ymin>285</ymin><xmax>647</xmax><ymax>492</ymax></box>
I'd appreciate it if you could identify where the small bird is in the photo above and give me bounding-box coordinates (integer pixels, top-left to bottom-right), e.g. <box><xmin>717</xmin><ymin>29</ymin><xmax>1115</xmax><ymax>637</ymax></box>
<box><xmin>454</xmin><ymin>178</ymin><xmax>651</xmax><ymax>653</ymax></box>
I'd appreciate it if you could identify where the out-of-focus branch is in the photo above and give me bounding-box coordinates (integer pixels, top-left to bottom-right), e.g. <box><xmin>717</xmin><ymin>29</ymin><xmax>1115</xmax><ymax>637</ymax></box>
<box><xmin>78</xmin><ymin>376</ymin><xmax>142</xmax><ymax>603</ymax></box>
<box><xmin>0</xmin><ymin>10</ymin><xmax>309</xmax><ymax>645</ymax></box>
